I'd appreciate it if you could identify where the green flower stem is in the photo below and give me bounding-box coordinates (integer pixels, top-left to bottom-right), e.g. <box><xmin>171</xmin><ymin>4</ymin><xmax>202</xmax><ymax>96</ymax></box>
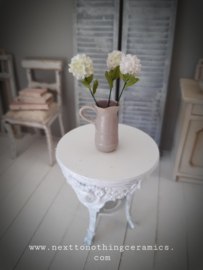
<box><xmin>107</xmin><ymin>88</ymin><xmax>112</xmax><ymax>107</ymax></box>
<box><xmin>90</xmin><ymin>89</ymin><xmax>99</xmax><ymax>107</ymax></box>
<box><xmin>116</xmin><ymin>81</ymin><xmax>127</xmax><ymax>106</ymax></box>
<box><xmin>85</xmin><ymin>78</ymin><xmax>99</xmax><ymax>107</ymax></box>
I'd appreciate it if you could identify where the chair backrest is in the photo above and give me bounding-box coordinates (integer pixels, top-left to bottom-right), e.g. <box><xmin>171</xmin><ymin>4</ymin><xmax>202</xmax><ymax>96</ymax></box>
<box><xmin>21</xmin><ymin>59</ymin><xmax>63</xmax><ymax>106</ymax></box>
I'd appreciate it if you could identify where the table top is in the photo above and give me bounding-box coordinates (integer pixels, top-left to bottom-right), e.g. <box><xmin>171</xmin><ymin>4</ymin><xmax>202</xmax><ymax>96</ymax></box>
<box><xmin>56</xmin><ymin>124</ymin><xmax>159</xmax><ymax>184</ymax></box>
<box><xmin>180</xmin><ymin>79</ymin><xmax>203</xmax><ymax>105</ymax></box>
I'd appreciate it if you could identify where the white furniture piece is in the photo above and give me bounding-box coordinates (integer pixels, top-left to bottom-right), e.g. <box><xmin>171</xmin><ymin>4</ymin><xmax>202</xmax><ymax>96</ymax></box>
<box><xmin>172</xmin><ymin>79</ymin><xmax>203</xmax><ymax>183</ymax></box>
<box><xmin>56</xmin><ymin>124</ymin><xmax>159</xmax><ymax>245</ymax></box>
<box><xmin>2</xmin><ymin>59</ymin><xmax>65</xmax><ymax>166</ymax></box>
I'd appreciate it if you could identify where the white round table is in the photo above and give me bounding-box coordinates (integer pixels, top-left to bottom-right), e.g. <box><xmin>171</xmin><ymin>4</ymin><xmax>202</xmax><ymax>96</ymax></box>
<box><xmin>56</xmin><ymin>124</ymin><xmax>159</xmax><ymax>245</ymax></box>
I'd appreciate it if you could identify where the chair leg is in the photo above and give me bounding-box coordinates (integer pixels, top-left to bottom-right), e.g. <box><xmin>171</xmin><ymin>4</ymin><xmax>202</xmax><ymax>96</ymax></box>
<box><xmin>34</xmin><ymin>128</ymin><xmax>41</xmax><ymax>137</ymax></box>
<box><xmin>44</xmin><ymin>124</ymin><xmax>54</xmax><ymax>166</ymax></box>
<box><xmin>13</xmin><ymin>125</ymin><xmax>22</xmax><ymax>138</ymax></box>
<box><xmin>58</xmin><ymin>113</ymin><xmax>65</xmax><ymax>137</ymax></box>
<box><xmin>4</xmin><ymin>122</ymin><xmax>16</xmax><ymax>159</ymax></box>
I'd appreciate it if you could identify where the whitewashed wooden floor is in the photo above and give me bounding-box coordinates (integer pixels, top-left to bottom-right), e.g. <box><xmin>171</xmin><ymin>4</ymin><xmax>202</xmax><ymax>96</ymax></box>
<box><xmin>0</xmin><ymin>133</ymin><xmax>202</xmax><ymax>270</ymax></box>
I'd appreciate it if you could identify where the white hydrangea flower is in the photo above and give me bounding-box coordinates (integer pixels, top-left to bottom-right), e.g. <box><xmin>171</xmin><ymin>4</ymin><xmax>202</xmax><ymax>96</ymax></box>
<box><xmin>69</xmin><ymin>54</ymin><xmax>94</xmax><ymax>80</ymax></box>
<box><xmin>120</xmin><ymin>54</ymin><xmax>141</xmax><ymax>76</ymax></box>
<box><xmin>107</xmin><ymin>50</ymin><xmax>124</xmax><ymax>70</ymax></box>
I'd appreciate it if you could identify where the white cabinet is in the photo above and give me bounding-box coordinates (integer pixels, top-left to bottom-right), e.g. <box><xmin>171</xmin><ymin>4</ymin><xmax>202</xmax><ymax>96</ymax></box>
<box><xmin>172</xmin><ymin>79</ymin><xmax>203</xmax><ymax>183</ymax></box>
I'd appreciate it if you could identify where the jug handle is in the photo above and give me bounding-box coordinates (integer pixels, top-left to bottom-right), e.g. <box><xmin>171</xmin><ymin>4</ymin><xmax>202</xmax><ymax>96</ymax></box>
<box><xmin>79</xmin><ymin>106</ymin><xmax>96</xmax><ymax>124</ymax></box>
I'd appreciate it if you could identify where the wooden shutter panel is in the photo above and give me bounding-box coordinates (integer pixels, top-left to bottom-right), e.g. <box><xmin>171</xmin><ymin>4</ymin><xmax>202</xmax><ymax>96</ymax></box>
<box><xmin>73</xmin><ymin>0</ymin><xmax>120</xmax><ymax>126</ymax></box>
<box><xmin>119</xmin><ymin>0</ymin><xmax>177</xmax><ymax>144</ymax></box>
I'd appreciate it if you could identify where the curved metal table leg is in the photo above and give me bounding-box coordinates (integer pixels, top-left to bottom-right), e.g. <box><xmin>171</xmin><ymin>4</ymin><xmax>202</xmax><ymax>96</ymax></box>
<box><xmin>125</xmin><ymin>180</ymin><xmax>142</xmax><ymax>229</ymax></box>
<box><xmin>84</xmin><ymin>208</ymin><xmax>99</xmax><ymax>246</ymax></box>
<box><xmin>126</xmin><ymin>192</ymin><xmax>135</xmax><ymax>229</ymax></box>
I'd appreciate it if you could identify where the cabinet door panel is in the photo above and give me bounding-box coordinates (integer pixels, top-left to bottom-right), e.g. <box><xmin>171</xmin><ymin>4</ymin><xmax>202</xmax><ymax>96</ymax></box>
<box><xmin>191</xmin><ymin>129</ymin><xmax>203</xmax><ymax>167</ymax></box>
<box><xmin>179</xmin><ymin>120</ymin><xmax>203</xmax><ymax>176</ymax></box>
<box><xmin>119</xmin><ymin>0</ymin><xmax>177</xmax><ymax>144</ymax></box>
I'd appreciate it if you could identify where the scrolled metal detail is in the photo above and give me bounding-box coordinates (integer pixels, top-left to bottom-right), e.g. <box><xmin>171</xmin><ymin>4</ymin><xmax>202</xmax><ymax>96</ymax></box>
<box><xmin>57</xmin><ymin>155</ymin><xmax>142</xmax><ymax>210</ymax></box>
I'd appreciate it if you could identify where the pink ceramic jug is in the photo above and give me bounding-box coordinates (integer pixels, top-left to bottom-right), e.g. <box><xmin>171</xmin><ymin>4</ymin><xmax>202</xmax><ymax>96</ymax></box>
<box><xmin>79</xmin><ymin>100</ymin><xmax>121</xmax><ymax>152</ymax></box>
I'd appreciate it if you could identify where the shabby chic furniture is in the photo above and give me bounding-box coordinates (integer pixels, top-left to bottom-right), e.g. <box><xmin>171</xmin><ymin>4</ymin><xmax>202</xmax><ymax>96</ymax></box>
<box><xmin>172</xmin><ymin>79</ymin><xmax>203</xmax><ymax>183</ymax></box>
<box><xmin>2</xmin><ymin>59</ymin><xmax>65</xmax><ymax>166</ymax></box>
<box><xmin>56</xmin><ymin>124</ymin><xmax>159</xmax><ymax>245</ymax></box>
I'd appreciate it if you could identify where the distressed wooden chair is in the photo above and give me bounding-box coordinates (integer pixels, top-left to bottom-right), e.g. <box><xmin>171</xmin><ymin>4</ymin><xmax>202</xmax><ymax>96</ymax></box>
<box><xmin>2</xmin><ymin>59</ymin><xmax>65</xmax><ymax>166</ymax></box>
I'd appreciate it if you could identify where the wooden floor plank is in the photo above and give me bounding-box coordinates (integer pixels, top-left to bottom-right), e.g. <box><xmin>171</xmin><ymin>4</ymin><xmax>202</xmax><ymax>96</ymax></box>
<box><xmin>0</xmin><ymin>133</ymin><xmax>37</xmax><ymax>157</ymax></box>
<box><xmin>49</xmin><ymin>213</ymin><xmax>90</xmax><ymax>270</ymax></box>
<box><xmin>118</xmin><ymin>165</ymin><xmax>159</xmax><ymax>270</ymax></box>
<box><xmin>154</xmin><ymin>153</ymin><xmax>187</xmax><ymax>270</ymax></box>
<box><xmin>48</xmin><ymin>198</ymin><xmax>90</xmax><ymax>270</ymax></box>
<box><xmin>15</xmin><ymin>183</ymin><xmax>80</xmax><ymax>270</ymax></box>
<box><xmin>84</xmin><ymin>200</ymin><xmax>127</xmax><ymax>270</ymax></box>
<box><xmin>0</xmin><ymin>137</ymin><xmax>50</xmax><ymax>203</ymax></box>
<box><xmin>0</xmin><ymin>163</ymin><xmax>64</xmax><ymax>270</ymax></box>
<box><xmin>0</xmin><ymin>134</ymin><xmax>13</xmax><ymax>157</ymax></box>
<box><xmin>0</xmin><ymin>133</ymin><xmax>37</xmax><ymax>176</ymax></box>
<box><xmin>183</xmin><ymin>182</ymin><xmax>203</xmax><ymax>270</ymax></box>
<box><xmin>0</xmin><ymin>141</ymin><xmax>50</xmax><ymax>239</ymax></box>
<box><xmin>0</xmin><ymin>156</ymin><xmax>14</xmax><ymax>177</ymax></box>
<box><xmin>16</xmin><ymin>133</ymin><xmax>38</xmax><ymax>156</ymax></box>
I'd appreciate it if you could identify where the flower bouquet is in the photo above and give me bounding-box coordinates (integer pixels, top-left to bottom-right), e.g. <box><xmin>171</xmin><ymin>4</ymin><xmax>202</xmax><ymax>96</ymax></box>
<box><xmin>69</xmin><ymin>51</ymin><xmax>141</xmax><ymax>152</ymax></box>
<box><xmin>69</xmin><ymin>50</ymin><xmax>141</xmax><ymax>107</ymax></box>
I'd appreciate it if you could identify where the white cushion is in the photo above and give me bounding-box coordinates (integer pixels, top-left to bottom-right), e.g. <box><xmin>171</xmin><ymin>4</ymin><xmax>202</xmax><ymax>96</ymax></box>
<box><xmin>3</xmin><ymin>102</ymin><xmax>59</xmax><ymax>124</ymax></box>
